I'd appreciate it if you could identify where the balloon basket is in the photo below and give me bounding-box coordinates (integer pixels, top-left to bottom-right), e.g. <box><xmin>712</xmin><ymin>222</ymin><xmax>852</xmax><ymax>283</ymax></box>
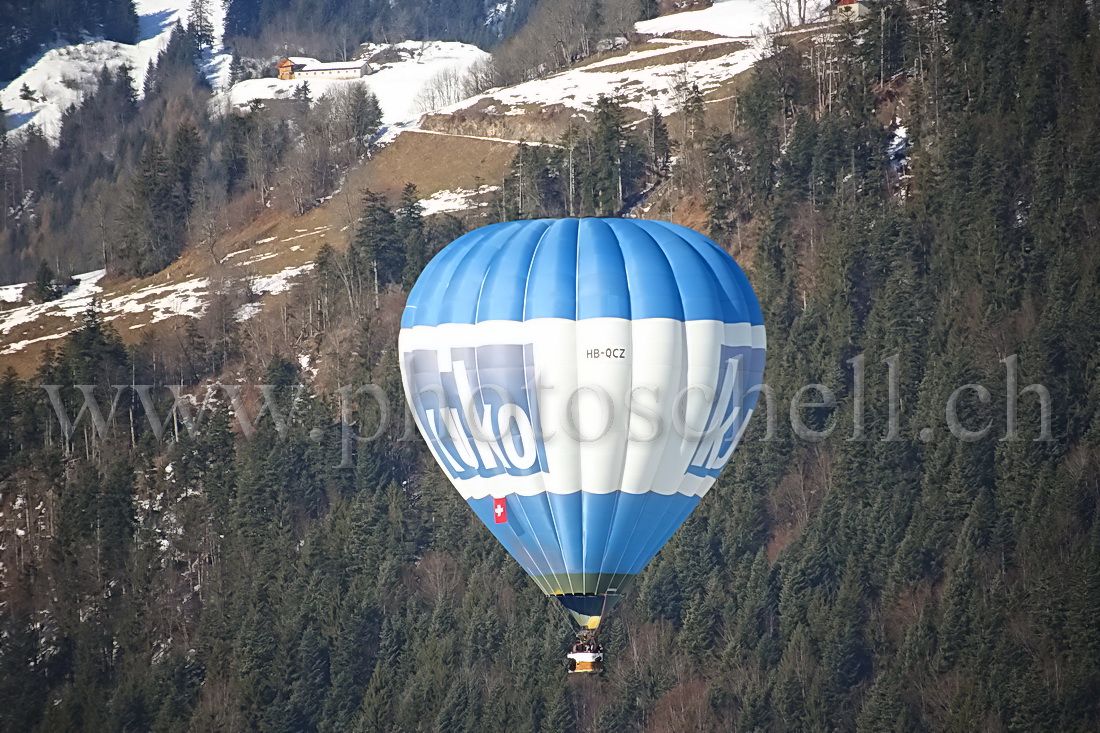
<box><xmin>566</xmin><ymin>630</ymin><xmax>605</xmax><ymax>674</ymax></box>
<box><xmin>566</xmin><ymin>650</ymin><xmax>604</xmax><ymax>674</ymax></box>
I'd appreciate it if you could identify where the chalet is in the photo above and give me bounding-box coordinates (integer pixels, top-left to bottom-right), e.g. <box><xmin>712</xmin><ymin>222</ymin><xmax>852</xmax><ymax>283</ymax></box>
<box><xmin>276</xmin><ymin>57</ymin><xmax>371</xmax><ymax>81</ymax></box>
<box><xmin>836</xmin><ymin>0</ymin><xmax>871</xmax><ymax>21</ymax></box>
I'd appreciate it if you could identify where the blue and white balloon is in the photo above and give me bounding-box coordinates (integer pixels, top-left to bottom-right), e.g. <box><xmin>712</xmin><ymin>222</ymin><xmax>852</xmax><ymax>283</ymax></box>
<box><xmin>399</xmin><ymin>218</ymin><xmax>766</xmax><ymax>629</ymax></box>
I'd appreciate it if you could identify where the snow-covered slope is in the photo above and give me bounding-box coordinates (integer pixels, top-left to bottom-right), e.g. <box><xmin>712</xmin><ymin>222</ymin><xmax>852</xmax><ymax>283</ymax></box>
<box><xmin>1</xmin><ymin>0</ymin><xmax>230</xmax><ymax>141</ymax></box>
<box><xmin>635</xmin><ymin>0</ymin><xmax>775</xmax><ymax>38</ymax></box>
<box><xmin>0</xmin><ymin>248</ymin><xmax>321</xmax><ymax>356</ymax></box>
<box><xmin>227</xmin><ymin>41</ymin><xmax>490</xmax><ymax>128</ymax></box>
<box><xmin>441</xmin><ymin>36</ymin><xmax>762</xmax><ymax>120</ymax></box>
<box><xmin>0</xmin><ymin>3</ymin><xmax>792</xmax><ymax>370</ymax></box>
<box><xmin>430</xmin><ymin>4</ymin><xmax>770</xmax><ymax>126</ymax></box>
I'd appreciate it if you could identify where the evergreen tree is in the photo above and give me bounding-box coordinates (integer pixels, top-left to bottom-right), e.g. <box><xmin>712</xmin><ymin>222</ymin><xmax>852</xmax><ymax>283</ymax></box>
<box><xmin>33</xmin><ymin>259</ymin><xmax>62</xmax><ymax>301</ymax></box>
<box><xmin>587</xmin><ymin>95</ymin><xmax>640</xmax><ymax>216</ymax></box>
<box><xmin>102</xmin><ymin>0</ymin><xmax>140</xmax><ymax>43</ymax></box>
<box><xmin>293</xmin><ymin>81</ymin><xmax>312</xmax><ymax>105</ymax></box>
<box><xmin>223</xmin><ymin>0</ymin><xmax>262</xmax><ymax>38</ymax></box>
<box><xmin>646</xmin><ymin>105</ymin><xmax>672</xmax><ymax>178</ymax></box>
<box><xmin>396</xmin><ymin>182</ymin><xmax>427</xmax><ymax>289</ymax></box>
<box><xmin>541</xmin><ymin>685</ymin><xmax>574</xmax><ymax>733</ymax></box>
<box><xmin>683</xmin><ymin>82</ymin><xmax>706</xmax><ymax>141</ymax></box>
<box><xmin>344</xmin><ymin>82</ymin><xmax>382</xmax><ymax>150</ymax></box>
<box><xmin>169</xmin><ymin>121</ymin><xmax>201</xmax><ymax>223</ymax></box>
<box><xmin>287</xmin><ymin>625</ymin><xmax>330</xmax><ymax>732</ymax></box>
<box><xmin>354</xmin><ymin>189</ymin><xmax>402</xmax><ymax>297</ymax></box>
<box><xmin>120</xmin><ymin>137</ymin><xmax>177</xmax><ymax>275</ymax></box>
<box><xmin>187</xmin><ymin>0</ymin><xmax>215</xmax><ymax>48</ymax></box>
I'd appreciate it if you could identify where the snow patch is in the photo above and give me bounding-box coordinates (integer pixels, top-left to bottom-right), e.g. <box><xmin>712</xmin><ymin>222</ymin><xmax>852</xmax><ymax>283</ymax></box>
<box><xmin>0</xmin><ymin>282</ymin><xmax>26</xmax><ymax>303</ymax></box>
<box><xmin>281</xmin><ymin>227</ymin><xmax>329</xmax><ymax>243</ymax></box>
<box><xmin>440</xmin><ymin>35</ymin><xmax>764</xmax><ymax>120</ymax></box>
<box><xmin>225</xmin><ymin>41</ymin><xmax>490</xmax><ymax>127</ymax></box>
<box><xmin>0</xmin><ymin>270</ymin><xmax>210</xmax><ymax>354</ymax></box>
<box><xmin>244</xmin><ymin>252</ymin><xmax>279</xmax><ymax>265</ymax></box>
<box><xmin>888</xmin><ymin>125</ymin><xmax>908</xmax><ymax>164</ymax></box>
<box><xmin>635</xmin><ymin>0</ymin><xmax>774</xmax><ymax>38</ymax></box>
<box><xmin>419</xmin><ymin>185</ymin><xmax>500</xmax><ymax>216</ymax></box>
<box><xmin>0</xmin><ymin>269</ymin><xmax>105</xmax><ymax>338</ymax></box>
<box><xmin>297</xmin><ymin>353</ymin><xmax>318</xmax><ymax>379</ymax></box>
<box><xmin>249</xmin><ymin>263</ymin><xmax>317</xmax><ymax>297</ymax></box>
<box><xmin>2</xmin><ymin>0</ymin><xmax>231</xmax><ymax>141</ymax></box>
<box><xmin>235</xmin><ymin>302</ymin><xmax>262</xmax><ymax>322</ymax></box>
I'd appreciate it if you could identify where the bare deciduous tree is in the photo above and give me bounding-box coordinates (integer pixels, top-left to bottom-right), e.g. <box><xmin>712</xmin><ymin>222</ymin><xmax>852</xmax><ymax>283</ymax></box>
<box><xmin>769</xmin><ymin>0</ymin><xmax>825</xmax><ymax>28</ymax></box>
<box><xmin>461</xmin><ymin>57</ymin><xmax>499</xmax><ymax>97</ymax></box>
<box><xmin>414</xmin><ymin>66</ymin><xmax>467</xmax><ymax>114</ymax></box>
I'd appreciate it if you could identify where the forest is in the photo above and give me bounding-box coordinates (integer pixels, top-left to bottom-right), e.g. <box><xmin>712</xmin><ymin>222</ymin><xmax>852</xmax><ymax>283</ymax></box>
<box><xmin>0</xmin><ymin>0</ymin><xmax>139</xmax><ymax>79</ymax></box>
<box><xmin>0</xmin><ymin>0</ymin><xmax>666</xmax><ymax>284</ymax></box>
<box><xmin>2</xmin><ymin>0</ymin><xmax>1100</xmax><ymax>731</ymax></box>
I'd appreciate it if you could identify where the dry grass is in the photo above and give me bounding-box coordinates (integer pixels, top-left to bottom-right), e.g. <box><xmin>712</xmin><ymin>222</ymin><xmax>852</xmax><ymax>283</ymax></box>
<box><xmin>356</xmin><ymin>130</ymin><xmax>517</xmax><ymax>196</ymax></box>
<box><xmin>422</xmin><ymin>101</ymin><xmax>586</xmax><ymax>142</ymax></box>
<box><xmin>0</xmin><ymin>24</ymin><xmax>778</xmax><ymax>377</ymax></box>
<box><xmin>0</xmin><ymin>187</ymin><xmax>344</xmax><ymax>376</ymax></box>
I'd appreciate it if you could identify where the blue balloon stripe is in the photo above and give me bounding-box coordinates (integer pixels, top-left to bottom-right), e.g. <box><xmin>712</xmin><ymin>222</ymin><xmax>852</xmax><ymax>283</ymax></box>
<box><xmin>523</xmin><ymin>490</ymin><xmax>572</xmax><ymax>578</ymax></box>
<box><xmin>439</xmin><ymin>222</ymin><xmax>525</xmax><ymax>325</ymax></box>
<box><xmin>485</xmin><ymin>492</ymin><xmax>567</xmax><ymax>579</ymax></box>
<box><xmin>468</xmin><ymin>492</ymin><xmax>702</xmax><ymax>590</ymax></box>
<box><xmin>622</xmin><ymin>220</ymin><xmax>729</xmax><ymax>322</ymax></box>
<box><xmin>476</xmin><ymin>221</ymin><xmax>553</xmax><ymax>322</ymax></box>
<box><xmin>404</xmin><ymin>225</ymin><xmax>498</xmax><ymax>328</ymax></box>
<box><xmin>577</xmin><ymin>219</ymin><xmax>633</xmax><ymax>319</ymax></box>
<box><xmin>651</xmin><ymin>220</ymin><xmax>765</xmax><ymax>327</ymax></box>
<box><xmin>403</xmin><ymin>218</ymin><xmax>760</xmax><ymax>327</ymax></box>
<box><xmin>643</xmin><ymin>221</ymin><xmax>750</xmax><ymax>325</ymax></box>
<box><xmin>596</xmin><ymin>490</ymin><xmax>657</xmax><ymax>581</ymax></box>
<box><xmin>583</xmin><ymin>485</ymin><xmax>623</xmax><ymax>587</ymax></box>
<box><xmin>524</xmin><ymin>218</ymin><xmax>581</xmax><ymax>320</ymax></box>
<box><xmin>606</xmin><ymin>220</ymin><xmax>685</xmax><ymax>320</ymax></box>
<box><xmin>624</xmin><ymin>498</ymin><xmax>700</xmax><ymax>575</ymax></box>
<box><xmin>546</xmin><ymin>492</ymin><xmax>584</xmax><ymax>591</ymax></box>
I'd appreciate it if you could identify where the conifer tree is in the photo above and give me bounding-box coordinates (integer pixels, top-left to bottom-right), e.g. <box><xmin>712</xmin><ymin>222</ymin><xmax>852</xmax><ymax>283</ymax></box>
<box><xmin>396</xmin><ymin>182</ymin><xmax>426</xmax><ymax>289</ymax></box>
<box><xmin>187</xmin><ymin>0</ymin><xmax>215</xmax><ymax>48</ymax></box>
<box><xmin>354</xmin><ymin>189</ymin><xmax>402</xmax><ymax>298</ymax></box>
<box><xmin>646</xmin><ymin>105</ymin><xmax>671</xmax><ymax>178</ymax></box>
<box><xmin>292</xmin><ymin>81</ymin><xmax>312</xmax><ymax>105</ymax></box>
<box><xmin>588</xmin><ymin>95</ymin><xmax>639</xmax><ymax>215</ymax></box>
<box><xmin>541</xmin><ymin>685</ymin><xmax>574</xmax><ymax>733</ymax></box>
<box><xmin>120</xmin><ymin>137</ymin><xmax>176</xmax><ymax>275</ymax></box>
<box><xmin>683</xmin><ymin>82</ymin><xmax>706</xmax><ymax>141</ymax></box>
<box><xmin>33</xmin><ymin>259</ymin><xmax>61</xmax><ymax>301</ymax></box>
<box><xmin>169</xmin><ymin>121</ymin><xmax>201</xmax><ymax>223</ymax></box>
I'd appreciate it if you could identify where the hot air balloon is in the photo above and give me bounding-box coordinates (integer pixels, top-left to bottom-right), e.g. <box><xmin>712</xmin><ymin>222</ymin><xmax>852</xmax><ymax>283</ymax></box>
<box><xmin>398</xmin><ymin>218</ymin><xmax>765</xmax><ymax>672</ymax></box>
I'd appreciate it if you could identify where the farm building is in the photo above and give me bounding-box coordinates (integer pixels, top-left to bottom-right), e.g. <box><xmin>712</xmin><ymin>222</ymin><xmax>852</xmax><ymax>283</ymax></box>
<box><xmin>836</xmin><ymin>0</ymin><xmax>871</xmax><ymax>20</ymax></box>
<box><xmin>276</xmin><ymin>57</ymin><xmax>372</xmax><ymax>80</ymax></box>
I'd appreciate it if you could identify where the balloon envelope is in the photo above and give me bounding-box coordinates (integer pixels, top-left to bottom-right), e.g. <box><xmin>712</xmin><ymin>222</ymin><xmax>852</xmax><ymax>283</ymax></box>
<box><xmin>399</xmin><ymin>218</ymin><xmax>765</xmax><ymax>628</ymax></box>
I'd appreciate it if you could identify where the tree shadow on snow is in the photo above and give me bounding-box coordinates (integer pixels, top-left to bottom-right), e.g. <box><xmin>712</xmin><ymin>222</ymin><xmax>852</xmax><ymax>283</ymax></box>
<box><xmin>5</xmin><ymin>110</ymin><xmax>38</xmax><ymax>130</ymax></box>
<box><xmin>138</xmin><ymin>10</ymin><xmax>177</xmax><ymax>44</ymax></box>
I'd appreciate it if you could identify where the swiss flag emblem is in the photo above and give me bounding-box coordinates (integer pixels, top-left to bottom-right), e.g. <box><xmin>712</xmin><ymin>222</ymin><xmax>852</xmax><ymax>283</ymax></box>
<box><xmin>493</xmin><ymin>497</ymin><xmax>508</xmax><ymax>524</ymax></box>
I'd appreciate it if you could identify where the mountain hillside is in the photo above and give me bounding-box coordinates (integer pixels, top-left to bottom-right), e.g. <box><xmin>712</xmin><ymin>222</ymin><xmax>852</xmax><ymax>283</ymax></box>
<box><xmin>3</xmin><ymin>1</ymin><xmax>1100</xmax><ymax>731</ymax></box>
<box><xmin>1</xmin><ymin>0</ymin><xmax>231</xmax><ymax>141</ymax></box>
<box><xmin>0</xmin><ymin>0</ymin><xmax>783</xmax><ymax>374</ymax></box>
